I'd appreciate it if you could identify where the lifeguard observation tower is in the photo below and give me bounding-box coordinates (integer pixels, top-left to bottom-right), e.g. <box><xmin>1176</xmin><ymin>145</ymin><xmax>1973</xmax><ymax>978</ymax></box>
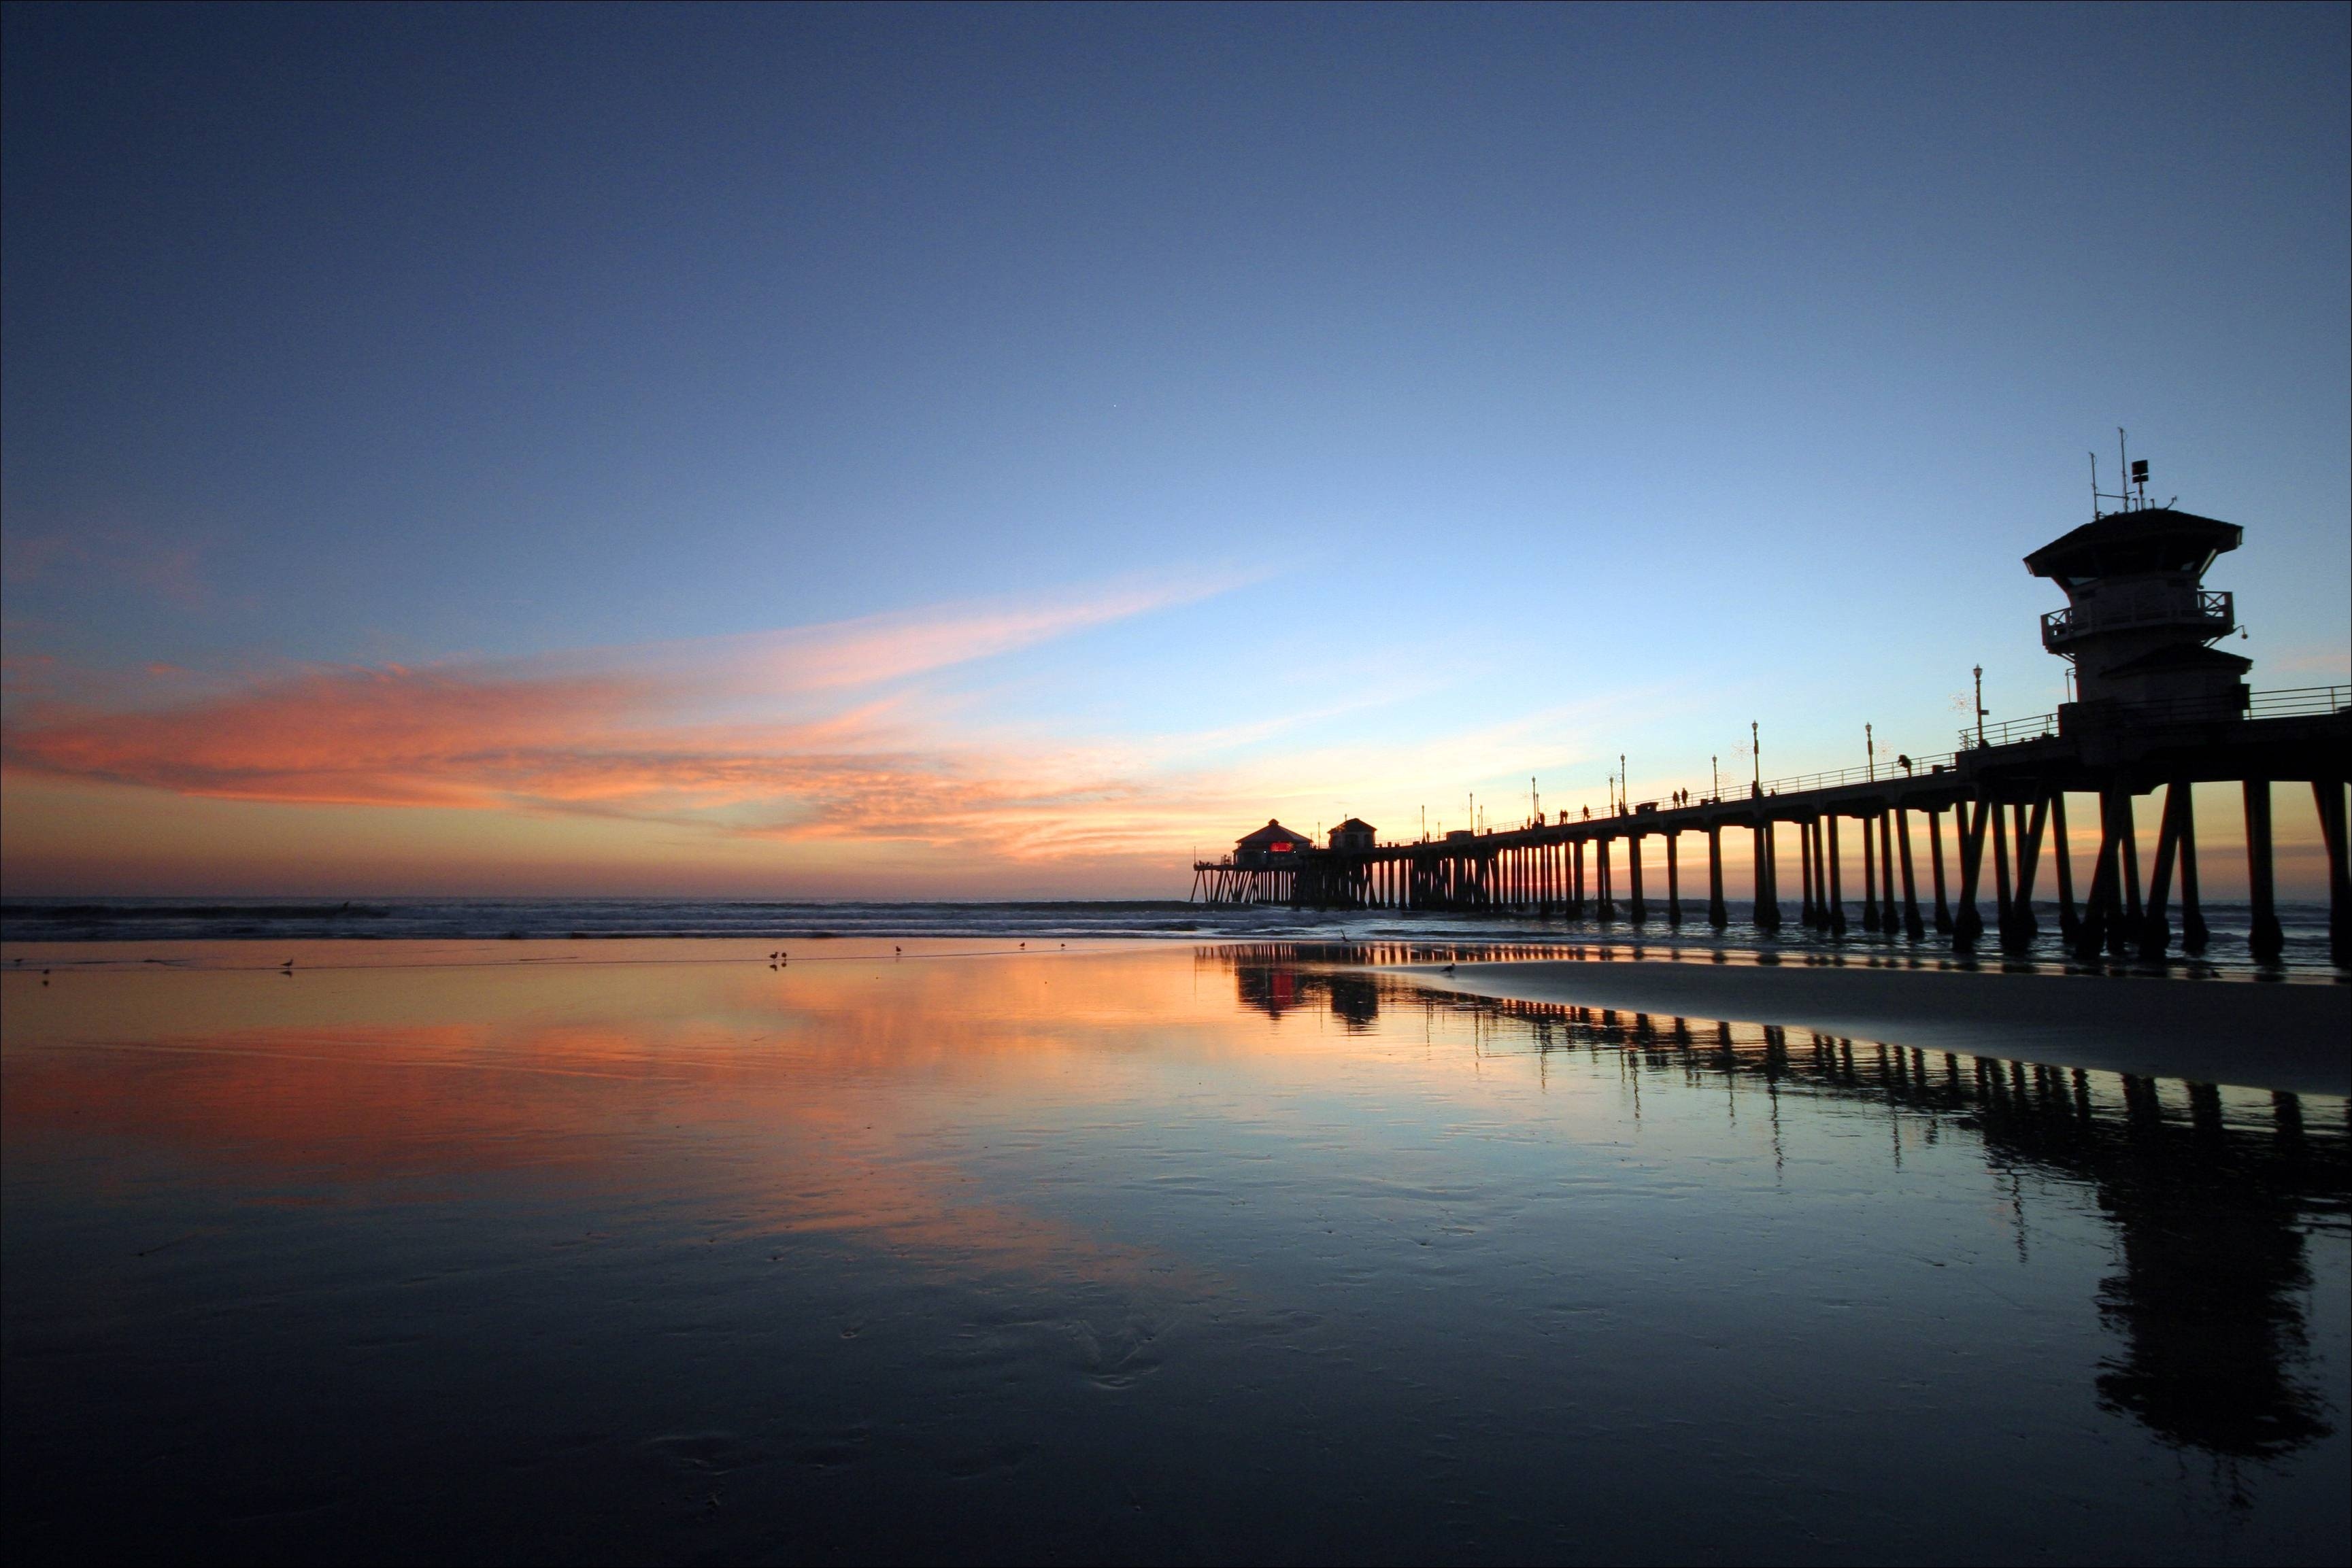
<box><xmin>2026</xmin><ymin>453</ymin><xmax>2250</xmax><ymax>727</ymax></box>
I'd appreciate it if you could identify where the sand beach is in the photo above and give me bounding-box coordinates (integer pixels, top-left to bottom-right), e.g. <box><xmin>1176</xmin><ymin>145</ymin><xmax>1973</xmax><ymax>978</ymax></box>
<box><xmin>1393</xmin><ymin>955</ymin><xmax>2351</xmax><ymax>1096</ymax></box>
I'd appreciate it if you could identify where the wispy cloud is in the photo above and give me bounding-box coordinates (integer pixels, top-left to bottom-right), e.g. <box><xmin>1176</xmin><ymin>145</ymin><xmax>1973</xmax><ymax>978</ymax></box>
<box><xmin>1</xmin><ymin>575</ymin><xmax>1267</xmax><ymax>864</ymax></box>
<box><xmin>1</xmin><ymin>522</ymin><xmax>216</xmax><ymax>609</ymax></box>
<box><xmin>5</xmin><ymin>566</ymin><xmax>1666</xmax><ymax>882</ymax></box>
<box><xmin>692</xmin><ymin>575</ymin><xmax>1245</xmax><ymax>697</ymax></box>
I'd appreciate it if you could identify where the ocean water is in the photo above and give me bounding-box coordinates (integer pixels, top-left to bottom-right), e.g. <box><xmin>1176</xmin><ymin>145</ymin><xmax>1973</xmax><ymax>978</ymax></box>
<box><xmin>2</xmin><ymin>895</ymin><xmax>2340</xmax><ymax>974</ymax></box>
<box><xmin>2</xmin><ymin>938</ymin><xmax>2344</xmax><ymax>1563</ymax></box>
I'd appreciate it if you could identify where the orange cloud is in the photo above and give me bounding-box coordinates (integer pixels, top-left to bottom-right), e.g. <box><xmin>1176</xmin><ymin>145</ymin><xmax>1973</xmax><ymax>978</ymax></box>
<box><xmin>0</xmin><ymin>578</ymin><xmax>1261</xmax><ymax>865</ymax></box>
<box><xmin>5</xmin><ymin>664</ymin><xmax>647</xmax><ymax>808</ymax></box>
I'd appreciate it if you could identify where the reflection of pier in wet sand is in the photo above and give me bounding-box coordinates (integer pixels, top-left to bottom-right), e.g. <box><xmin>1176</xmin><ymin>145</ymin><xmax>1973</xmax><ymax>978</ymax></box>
<box><xmin>1214</xmin><ymin>942</ymin><xmax>2348</xmax><ymax>1465</ymax></box>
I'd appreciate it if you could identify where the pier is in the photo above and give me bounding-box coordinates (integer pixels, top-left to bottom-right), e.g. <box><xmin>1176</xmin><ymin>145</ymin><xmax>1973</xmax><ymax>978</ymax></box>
<box><xmin>1193</xmin><ymin>489</ymin><xmax>2352</xmax><ymax>966</ymax></box>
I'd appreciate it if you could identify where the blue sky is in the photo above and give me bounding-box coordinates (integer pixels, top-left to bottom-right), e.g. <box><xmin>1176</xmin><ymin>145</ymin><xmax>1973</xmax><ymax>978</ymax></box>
<box><xmin>4</xmin><ymin>3</ymin><xmax>2346</xmax><ymax>893</ymax></box>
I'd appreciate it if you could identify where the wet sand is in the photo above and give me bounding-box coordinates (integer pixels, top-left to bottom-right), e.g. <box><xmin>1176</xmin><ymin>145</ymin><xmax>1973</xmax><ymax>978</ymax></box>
<box><xmin>1393</xmin><ymin>958</ymin><xmax>2351</xmax><ymax>1095</ymax></box>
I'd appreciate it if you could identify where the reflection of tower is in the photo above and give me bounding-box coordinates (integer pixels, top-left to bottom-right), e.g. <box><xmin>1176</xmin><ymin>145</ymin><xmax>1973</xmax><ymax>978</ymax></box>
<box><xmin>1969</xmin><ymin>1074</ymin><xmax>2334</xmax><ymax>1461</ymax></box>
<box><xmin>1228</xmin><ymin>957</ymin><xmax>1381</xmax><ymax>1031</ymax></box>
<box><xmin>1233</xmin><ymin>962</ymin><xmax>1300</xmax><ymax>1018</ymax></box>
<box><xmin>1431</xmin><ymin>979</ymin><xmax>2346</xmax><ymax>1466</ymax></box>
<box><xmin>2089</xmin><ymin>1091</ymin><xmax>2332</xmax><ymax>1459</ymax></box>
<box><xmin>1322</xmin><ymin>972</ymin><xmax>1379</xmax><ymax>1030</ymax></box>
<box><xmin>2025</xmin><ymin>475</ymin><xmax>2249</xmax><ymax>721</ymax></box>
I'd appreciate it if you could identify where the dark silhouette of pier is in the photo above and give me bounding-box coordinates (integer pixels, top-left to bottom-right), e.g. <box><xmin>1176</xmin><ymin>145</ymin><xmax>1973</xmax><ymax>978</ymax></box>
<box><xmin>1194</xmin><ymin>483</ymin><xmax>2352</xmax><ymax>966</ymax></box>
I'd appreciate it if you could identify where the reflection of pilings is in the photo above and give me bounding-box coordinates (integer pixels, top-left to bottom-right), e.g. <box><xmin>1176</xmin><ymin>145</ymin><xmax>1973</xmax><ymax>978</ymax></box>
<box><xmin>1231</xmin><ymin>948</ymin><xmax>2345</xmax><ymax>1463</ymax></box>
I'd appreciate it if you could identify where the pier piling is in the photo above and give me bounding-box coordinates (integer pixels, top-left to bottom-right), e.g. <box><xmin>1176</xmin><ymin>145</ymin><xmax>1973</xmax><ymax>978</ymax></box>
<box><xmin>1879</xmin><ymin>811</ymin><xmax>1899</xmax><ymax>938</ymax></box>
<box><xmin>1954</xmin><ymin>798</ymin><xmax>1989</xmax><ymax>950</ymax></box>
<box><xmin>2139</xmin><ymin>783</ymin><xmax>2187</xmax><ymax>960</ymax></box>
<box><xmin>1897</xmin><ymin>808</ymin><xmax>1924</xmax><ymax>940</ymax></box>
<box><xmin>1628</xmin><ymin>832</ymin><xmax>1647</xmax><ymax>925</ymax></box>
<box><xmin>2317</xmin><ymin>781</ymin><xmax>2350</xmax><ymax>968</ymax></box>
<box><xmin>1990</xmin><ymin>797</ymin><xmax>2015</xmax><ymax>947</ymax></box>
<box><xmin>2245</xmin><ymin>780</ymin><xmax>2283</xmax><ymax>964</ymax></box>
<box><xmin>2116</xmin><ymin>801</ymin><xmax>2145</xmax><ymax>958</ymax></box>
<box><xmin>1804</xmin><ymin>817</ymin><xmax>1822</xmax><ymax>928</ymax></box>
<box><xmin>1755</xmin><ymin>822</ymin><xmax>1781</xmax><ymax>930</ymax></box>
<box><xmin>1826</xmin><ymin>816</ymin><xmax>1847</xmax><ymax>934</ymax></box>
<box><xmin>1929</xmin><ymin>806</ymin><xmax>1952</xmax><ymax>932</ymax></box>
<box><xmin>1707</xmin><ymin>825</ymin><xmax>1727</xmax><ymax>927</ymax></box>
<box><xmin>1862</xmin><ymin>813</ymin><xmax>1881</xmax><ymax>932</ymax></box>
<box><xmin>2051</xmin><ymin>794</ymin><xmax>2079</xmax><ymax>941</ymax></box>
<box><xmin>2178</xmin><ymin>789</ymin><xmax>2208</xmax><ymax>953</ymax></box>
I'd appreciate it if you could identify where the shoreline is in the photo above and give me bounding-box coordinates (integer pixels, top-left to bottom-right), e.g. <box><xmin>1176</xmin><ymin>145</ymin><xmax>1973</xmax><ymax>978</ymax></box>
<box><xmin>1390</xmin><ymin>957</ymin><xmax>2351</xmax><ymax>1097</ymax></box>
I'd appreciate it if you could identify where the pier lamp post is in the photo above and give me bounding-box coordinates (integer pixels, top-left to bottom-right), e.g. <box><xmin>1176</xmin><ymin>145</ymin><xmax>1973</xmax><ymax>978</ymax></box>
<box><xmin>1751</xmin><ymin>723</ymin><xmax>1760</xmax><ymax>794</ymax></box>
<box><xmin>1866</xmin><ymin>723</ymin><xmax>1875</xmax><ymax>781</ymax></box>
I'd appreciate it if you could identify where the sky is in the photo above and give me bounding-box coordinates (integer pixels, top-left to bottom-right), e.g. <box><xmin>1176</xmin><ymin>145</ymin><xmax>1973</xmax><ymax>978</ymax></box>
<box><xmin>3</xmin><ymin>2</ymin><xmax>2347</xmax><ymax>898</ymax></box>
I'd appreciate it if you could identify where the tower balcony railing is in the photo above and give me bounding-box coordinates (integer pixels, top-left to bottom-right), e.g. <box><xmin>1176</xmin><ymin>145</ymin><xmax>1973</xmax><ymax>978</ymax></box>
<box><xmin>2040</xmin><ymin>589</ymin><xmax>2232</xmax><ymax>651</ymax></box>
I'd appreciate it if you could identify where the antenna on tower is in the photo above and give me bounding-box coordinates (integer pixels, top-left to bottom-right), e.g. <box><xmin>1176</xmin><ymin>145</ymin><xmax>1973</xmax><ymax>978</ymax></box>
<box><xmin>2090</xmin><ymin>432</ymin><xmax>2152</xmax><ymax>515</ymax></box>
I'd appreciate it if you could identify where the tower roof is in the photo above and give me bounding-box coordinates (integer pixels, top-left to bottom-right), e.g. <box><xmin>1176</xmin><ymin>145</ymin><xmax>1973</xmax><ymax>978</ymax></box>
<box><xmin>2023</xmin><ymin>507</ymin><xmax>2241</xmax><ymax>585</ymax></box>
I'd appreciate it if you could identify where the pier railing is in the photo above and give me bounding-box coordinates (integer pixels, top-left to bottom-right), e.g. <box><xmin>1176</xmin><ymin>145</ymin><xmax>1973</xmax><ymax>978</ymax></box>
<box><xmin>1752</xmin><ymin>753</ymin><xmax>1961</xmax><ymax>796</ymax></box>
<box><xmin>2247</xmin><ymin>683</ymin><xmax>2350</xmax><ymax>718</ymax></box>
<box><xmin>1957</xmin><ymin>713</ymin><xmax>2061</xmax><ymax>750</ymax></box>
